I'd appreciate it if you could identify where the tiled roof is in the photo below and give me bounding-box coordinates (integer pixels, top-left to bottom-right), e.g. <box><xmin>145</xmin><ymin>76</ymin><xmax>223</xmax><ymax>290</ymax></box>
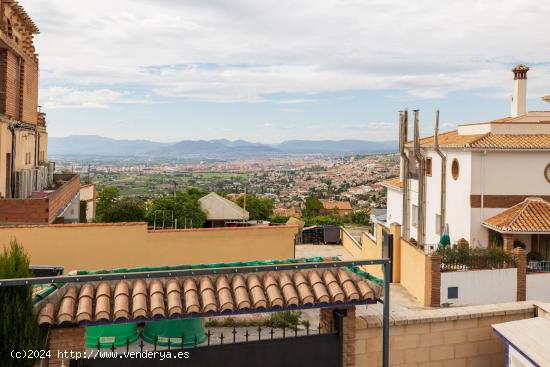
<box><xmin>406</xmin><ymin>131</ymin><xmax>550</xmax><ymax>150</ymax></box>
<box><xmin>320</xmin><ymin>200</ymin><xmax>352</xmax><ymax>211</ymax></box>
<box><xmin>482</xmin><ymin>197</ymin><xmax>550</xmax><ymax>233</ymax></box>
<box><xmin>36</xmin><ymin>268</ymin><xmax>380</xmax><ymax>327</ymax></box>
<box><xmin>381</xmin><ymin>177</ymin><xmax>403</xmax><ymax>191</ymax></box>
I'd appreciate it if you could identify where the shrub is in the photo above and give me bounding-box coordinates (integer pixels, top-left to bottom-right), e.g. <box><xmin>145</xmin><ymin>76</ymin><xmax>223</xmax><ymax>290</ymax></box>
<box><xmin>527</xmin><ymin>251</ymin><xmax>544</xmax><ymax>262</ymax></box>
<box><xmin>268</xmin><ymin>311</ymin><xmax>302</xmax><ymax>328</ymax></box>
<box><xmin>0</xmin><ymin>240</ymin><xmax>46</xmax><ymax>367</ymax></box>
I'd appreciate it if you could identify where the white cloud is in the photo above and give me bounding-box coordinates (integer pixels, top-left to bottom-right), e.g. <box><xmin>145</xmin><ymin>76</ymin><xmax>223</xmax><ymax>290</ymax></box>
<box><xmin>40</xmin><ymin>87</ymin><xmax>127</xmax><ymax>108</ymax></box>
<box><xmin>22</xmin><ymin>0</ymin><xmax>550</xmax><ymax>104</ymax></box>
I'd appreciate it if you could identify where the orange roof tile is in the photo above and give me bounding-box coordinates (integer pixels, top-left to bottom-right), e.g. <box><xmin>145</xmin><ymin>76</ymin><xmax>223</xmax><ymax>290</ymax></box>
<box><xmin>381</xmin><ymin>177</ymin><xmax>403</xmax><ymax>191</ymax></box>
<box><xmin>320</xmin><ymin>200</ymin><xmax>352</xmax><ymax>211</ymax></box>
<box><xmin>36</xmin><ymin>267</ymin><xmax>381</xmax><ymax>327</ymax></box>
<box><xmin>483</xmin><ymin>197</ymin><xmax>550</xmax><ymax>233</ymax></box>
<box><xmin>406</xmin><ymin>131</ymin><xmax>550</xmax><ymax>150</ymax></box>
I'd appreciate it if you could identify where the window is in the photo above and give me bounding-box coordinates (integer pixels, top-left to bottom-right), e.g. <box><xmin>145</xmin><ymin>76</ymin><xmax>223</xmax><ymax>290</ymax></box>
<box><xmin>412</xmin><ymin>204</ymin><xmax>419</xmax><ymax>228</ymax></box>
<box><xmin>435</xmin><ymin>214</ymin><xmax>441</xmax><ymax>234</ymax></box>
<box><xmin>426</xmin><ymin>157</ymin><xmax>432</xmax><ymax>176</ymax></box>
<box><xmin>451</xmin><ymin>158</ymin><xmax>460</xmax><ymax>180</ymax></box>
<box><xmin>448</xmin><ymin>287</ymin><xmax>458</xmax><ymax>299</ymax></box>
<box><xmin>545</xmin><ymin>163</ymin><xmax>550</xmax><ymax>183</ymax></box>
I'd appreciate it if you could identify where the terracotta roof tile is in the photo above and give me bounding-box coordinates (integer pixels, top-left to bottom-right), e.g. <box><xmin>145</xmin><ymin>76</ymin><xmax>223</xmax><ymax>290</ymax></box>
<box><xmin>113</xmin><ymin>282</ymin><xmax>130</xmax><ymax>321</ymax></box>
<box><xmin>320</xmin><ymin>200</ymin><xmax>353</xmax><ymax>210</ymax></box>
<box><xmin>483</xmin><ymin>197</ymin><xmax>550</xmax><ymax>233</ymax></box>
<box><xmin>406</xmin><ymin>130</ymin><xmax>550</xmax><ymax>150</ymax></box>
<box><xmin>131</xmin><ymin>280</ymin><xmax>147</xmax><ymax>319</ymax></box>
<box><xmin>36</xmin><ymin>267</ymin><xmax>381</xmax><ymax>327</ymax></box>
<box><xmin>381</xmin><ymin>177</ymin><xmax>403</xmax><ymax>191</ymax></box>
<box><xmin>57</xmin><ymin>287</ymin><xmax>76</xmax><ymax>325</ymax></box>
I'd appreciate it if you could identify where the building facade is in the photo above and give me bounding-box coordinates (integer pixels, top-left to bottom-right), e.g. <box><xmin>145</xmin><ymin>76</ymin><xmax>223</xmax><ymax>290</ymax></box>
<box><xmin>0</xmin><ymin>1</ymin><xmax>79</xmax><ymax>224</ymax></box>
<box><xmin>383</xmin><ymin>65</ymin><xmax>550</xmax><ymax>255</ymax></box>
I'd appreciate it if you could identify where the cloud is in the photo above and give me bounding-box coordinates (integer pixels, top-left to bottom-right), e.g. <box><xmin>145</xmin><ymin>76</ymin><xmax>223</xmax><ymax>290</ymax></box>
<box><xmin>40</xmin><ymin>87</ymin><xmax>128</xmax><ymax>109</ymax></box>
<box><xmin>22</xmin><ymin>0</ymin><xmax>550</xmax><ymax>105</ymax></box>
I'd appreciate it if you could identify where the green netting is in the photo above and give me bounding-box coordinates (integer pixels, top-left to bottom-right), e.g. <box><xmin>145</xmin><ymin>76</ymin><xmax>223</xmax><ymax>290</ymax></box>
<box><xmin>75</xmin><ymin>257</ymin><xmax>336</xmax><ymax>276</ymax></box>
<box><xmin>86</xmin><ymin>323</ymin><xmax>139</xmax><ymax>348</ymax></box>
<box><xmin>142</xmin><ymin>319</ymin><xmax>206</xmax><ymax>347</ymax></box>
<box><xmin>348</xmin><ymin>266</ymin><xmax>384</xmax><ymax>286</ymax></box>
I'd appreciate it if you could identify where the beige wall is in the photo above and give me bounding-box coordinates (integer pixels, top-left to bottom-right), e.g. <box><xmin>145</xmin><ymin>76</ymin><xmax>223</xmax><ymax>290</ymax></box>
<box><xmin>355</xmin><ymin>302</ymin><xmax>535</xmax><ymax>366</ymax></box>
<box><xmin>400</xmin><ymin>238</ymin><xmax>430</xmax><ymax>306</ymax></box>
<box><xmin>0</xmin><ymin>223</ymin><xmax>297</xmax><ymax>272</ymax></box>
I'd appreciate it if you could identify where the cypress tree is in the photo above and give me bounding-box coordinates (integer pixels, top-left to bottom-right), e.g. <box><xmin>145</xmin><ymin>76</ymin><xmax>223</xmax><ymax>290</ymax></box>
<box><xmin>0</xmin><ymin>239</ymin><xmax>46</xmax><ymax>367</ymax></box>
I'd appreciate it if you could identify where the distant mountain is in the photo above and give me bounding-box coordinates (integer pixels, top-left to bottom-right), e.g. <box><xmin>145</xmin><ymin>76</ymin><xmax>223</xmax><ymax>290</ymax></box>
<box><xmin>48</xmin><ymin>135</ymin><xmax>397</xmax><ymax>158</ymax></box>
<box><xmin>274</xmin><ymin>140</ymin><xmax>397</xmax><ymax>154</ymax></box>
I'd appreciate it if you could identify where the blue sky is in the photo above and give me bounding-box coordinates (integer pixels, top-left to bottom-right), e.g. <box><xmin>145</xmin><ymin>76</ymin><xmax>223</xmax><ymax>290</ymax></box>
<box><xmin>23</xmin><ymin>0</ymin><xmax>550</xmax><ymax>143</ymax></box>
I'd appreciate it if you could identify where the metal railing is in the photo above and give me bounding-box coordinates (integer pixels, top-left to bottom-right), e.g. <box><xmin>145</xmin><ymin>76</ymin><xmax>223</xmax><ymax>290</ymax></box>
<box><xmin>441</xmin><ymin>257</ymin><xmax>516</xmax><ymax>272</ymax></box>
<box><xmin>527</xmin><ymin>260</ymin><xmax>550</xmax><ymax>273</ymax></box>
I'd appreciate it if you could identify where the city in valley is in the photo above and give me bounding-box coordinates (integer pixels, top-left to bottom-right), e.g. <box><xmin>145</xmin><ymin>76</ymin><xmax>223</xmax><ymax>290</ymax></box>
<box><xmin>55</xmin><ymin>152</ymin><xmax>399</xmax><ymax>220</ymax></box>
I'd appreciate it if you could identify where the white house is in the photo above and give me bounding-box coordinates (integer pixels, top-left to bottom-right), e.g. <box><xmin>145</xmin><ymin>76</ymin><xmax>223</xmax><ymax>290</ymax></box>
<box><xmin>383</xmin><ymin>65</ymin><xmax>550</xmax><ymax>257</ymax></box>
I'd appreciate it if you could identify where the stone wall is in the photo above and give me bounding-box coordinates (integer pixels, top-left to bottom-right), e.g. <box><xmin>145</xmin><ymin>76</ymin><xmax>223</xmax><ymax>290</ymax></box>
<box><xmin>354</xmin><ymin>302</ymin><xmax>535</xmax><ymax>367</ymax></box>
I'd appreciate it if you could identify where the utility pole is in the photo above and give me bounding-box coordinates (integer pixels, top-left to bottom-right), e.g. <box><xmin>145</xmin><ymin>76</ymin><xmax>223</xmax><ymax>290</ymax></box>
<box><xmin>243</xmin><ymin>185</ymin><xmax>247</xmax><ymax>224</ymax></box>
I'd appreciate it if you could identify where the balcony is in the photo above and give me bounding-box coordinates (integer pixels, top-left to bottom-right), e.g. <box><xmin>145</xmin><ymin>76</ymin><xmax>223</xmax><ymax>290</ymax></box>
<box><xmin>0</xmin><ymin>173</ymin><xmax>80</xmax><ymax>224</ymax></box>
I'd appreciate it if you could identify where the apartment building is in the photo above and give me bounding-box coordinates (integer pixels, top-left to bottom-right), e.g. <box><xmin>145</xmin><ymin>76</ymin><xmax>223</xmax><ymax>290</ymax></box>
<box><xmin>0</xmin><ymin>0</ymin><xmax>79</xmax><ymax>224</ymax></box>
<box><xmin>383</xmin><ymin>65</ymin><xmax>550</xmax><ymax>255</ymax></box>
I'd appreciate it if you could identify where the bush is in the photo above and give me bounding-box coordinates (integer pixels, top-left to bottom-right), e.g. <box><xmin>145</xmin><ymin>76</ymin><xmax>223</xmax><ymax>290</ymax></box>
<box><xmin>268</xmin><ymin>311</ymin><xmax>302</xmax><ymax>328</ymax></box>
<box><xmin>527</xmin><ymin>251</ymin><xmax>544</xmax><ymax>262</ymax></box>
<box><xmin>436</xmin><ymin>245</ymin><xmax>514</xmax><ymax>270</ymax></box>
<box><xmin>0</xmin><ymin>240</ymin><xmax>46</xmax><ymax>367</ymax></box>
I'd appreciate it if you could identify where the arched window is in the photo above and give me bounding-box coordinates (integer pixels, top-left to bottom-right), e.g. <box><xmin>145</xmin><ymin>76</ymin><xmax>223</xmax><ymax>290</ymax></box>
<box><xmin>451</xmin><ymin>159</ymin><xmax>460</xmax><ymax>180</ymax></box>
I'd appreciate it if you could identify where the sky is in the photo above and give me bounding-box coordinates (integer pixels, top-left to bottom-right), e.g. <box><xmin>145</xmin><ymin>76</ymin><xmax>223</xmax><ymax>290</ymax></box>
<box><xmin>23</xmin><ymin>0</ymin><xmax>550</xmax><ymax>143</ymax></box>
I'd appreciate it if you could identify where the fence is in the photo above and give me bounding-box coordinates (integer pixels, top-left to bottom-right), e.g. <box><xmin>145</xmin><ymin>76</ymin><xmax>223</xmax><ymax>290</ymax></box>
<box><xmin>441</xmin><ymin>257</ymin><xmax>516</xmax><ymax>272</ymax></box>
<box><xmin>527</xmin><ymin>260</ymin><xmax>550</xmax><ymax>273</ymax></box>
<box><xmin>90</xmin><ymin>322</ymin><xmax>332</xmax><ymax>353</ymax></box>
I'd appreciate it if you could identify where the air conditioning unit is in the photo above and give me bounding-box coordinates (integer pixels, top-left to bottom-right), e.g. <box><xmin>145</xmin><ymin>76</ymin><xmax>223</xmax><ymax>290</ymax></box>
<box><xmin>15</xmin><ymin>169</ymin><xmax>32</xmax><ymax>198</ymax></box>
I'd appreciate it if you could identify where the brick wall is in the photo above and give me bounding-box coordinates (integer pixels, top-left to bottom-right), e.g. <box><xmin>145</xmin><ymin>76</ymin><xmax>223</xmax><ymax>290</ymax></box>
<box><xmin>354</xmin><ymin>302</ymin><xmax>535</xmax><ymax>367</ymax></box>
<box><xmin>0</xmin><ymin>197</ymin><xmax>48</xmax><ymax>223</ymax></box>
<box><xmin>0</xmin><ymin>174</ymin><xmax>80</xmax><ymax>224</ymax></box>
<box><xmin>0</xmin><ymin>48</ymin><xmax>19</xmax><ymax>118</ymax></box>
<box><xmin>48</xmin><ymin>174</ymin><xmax>81</xmax><ymax>222</ymax></box>
<box><xmin>21</xmin><ymin>58</ymin><xmax>38</xmax><ymax>124</ymax></box>
<box><xmin>47</xmin><ymin>327</ymin><xmax>86</xmax><ymax>367</ymax></box>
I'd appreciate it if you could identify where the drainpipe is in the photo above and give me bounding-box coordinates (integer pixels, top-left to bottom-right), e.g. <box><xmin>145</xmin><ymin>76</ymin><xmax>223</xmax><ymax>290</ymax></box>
<box><xmin>413</xmin><ymin>110</ymin><xmax>426</xmax><ymax>246</ymax></box>
<box><xmin>8</xmin><ymin>123</ymin><xmax>16</xmax><ymax>198</ymax></box>
<box><xmin>433</xmin><ymin>110</ymin><xmax>446</xmax><ymax>235</ymax></box>
<box><xmin>399</xmin><ymin>110</ymin><xmax>410</xmax><ymax>240</ymax></box>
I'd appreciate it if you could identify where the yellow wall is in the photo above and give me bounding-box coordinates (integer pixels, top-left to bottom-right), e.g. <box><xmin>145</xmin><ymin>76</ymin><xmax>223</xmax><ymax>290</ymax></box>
<box><xmin>0</xmin><ymin>223</ymin><xmax>297</xmax><ymax>272</ymax></box>
<box><xmin>341</xmin><ymin>228</ymin><xmax>363</xmax><ymax>259</ymax></box>
<box><xmin>400</xmin><ymin>238</ymin><xmax>430</xmax><ymax>306</ymax></box>
<box><xmin>356</xmin><ymin>303</ymin><xmax>535</xmax><ymax>366</ymax></box>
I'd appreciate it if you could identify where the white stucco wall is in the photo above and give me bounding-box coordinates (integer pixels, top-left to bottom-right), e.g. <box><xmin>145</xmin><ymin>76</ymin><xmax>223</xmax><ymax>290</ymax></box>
<box><xmin>440</xmin><ymin>268</ymin><xmax>517</xmax><ymax>306</ymax></box>
<box><xmin>386</xmin><ymin>187</ymin><xmax>403</xmax><ymax>226</ymax></box>
<box><xmin>527</xmin><ymin>273</ymin><xmax>550</xmax><ymax>302</ymax></box>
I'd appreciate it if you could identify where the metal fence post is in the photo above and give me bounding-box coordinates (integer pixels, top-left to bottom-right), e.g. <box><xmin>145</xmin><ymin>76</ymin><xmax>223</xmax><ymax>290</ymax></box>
<box><xmin>382</xmin><ymin>259</ymin><xmax>391</xmax><ymax>367</ymax></box>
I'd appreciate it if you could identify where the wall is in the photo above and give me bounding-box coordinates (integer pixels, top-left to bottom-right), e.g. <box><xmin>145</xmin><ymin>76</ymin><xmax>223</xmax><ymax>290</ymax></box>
<box><xmin>341</xmin><ymin>227</ymin><xmax>363</xmax><ymax>259</ymax></box>
<box><xmin>0</xmin><ymin>223</ymin><xmax>297</xmax><ymax>272</ymax></box>
<box><xmin>355</xmin><ymin>302</ymin><xmax>535</xmax><ymax>367</ymax></box>
<box><xmin>441</xmin><ymin>269</ymin><xmax>517</xmax><ymax>306</ymax></box>
<box><xmin>79</xmin><ymin>184</ymin><xmax>96</xmax><ymax>221</ymax></box>
<box><xmin>385</xmin><ymin>188</ymin><xmax>402</xmax><ymax>227</ymax></box>
<box><xmin>526</xmin><ymin>273</ymin><xmax>550</xmax><ymax>302</ymax></box>
<box><xmin>400</xmin><ymin>238</ymin><xmax>430</xmax><ymax>306</ymax></box>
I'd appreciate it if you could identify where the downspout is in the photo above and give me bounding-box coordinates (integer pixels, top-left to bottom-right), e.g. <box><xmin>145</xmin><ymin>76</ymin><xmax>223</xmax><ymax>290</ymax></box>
<box><xmin>399</xmin><ymin>110</ymin><xmax>410</xmax><ymax>240</ymax></box>
<box><xmin>433</xmin><ymin>110</ymin><xmax>446</xmax><ymax>235</ymax></box>
<box><xmin>8</xmin><ymin>123</ymin><xmax>16</xmax><ymax>198</ymax></box>
<box><xmin>413</xmin><ymin>110</ymin><xmax>426</xmax><ymax>246</ymax></box>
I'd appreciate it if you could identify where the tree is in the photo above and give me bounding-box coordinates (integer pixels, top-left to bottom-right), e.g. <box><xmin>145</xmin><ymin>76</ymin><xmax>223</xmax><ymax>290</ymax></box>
<box><xmin>79</xmin><ymin>200</ymin><xmax>87</xmax><ymax>223</ymax></box>
<box><xmin>95</xmin><ymin>187</ymin><xmax>120</xmax><ymax>222</ymax></box>
<box><xmin>95</xmin><ymin>187</ymin><xmax>146</xmax><ymax>223</ymax></box>
<box><xmin>236</xmin><ymin>195</ymin><xmax>274</xmax><ymax>220</ymax></box>
<box><xmin>146</xmin><ymin>189</ymin><xmax>207</xmax><ymax>228</ymax></box>
<box><xmin>0</xmin><ymin>240</ymin><xmax>46</xmax><ymax>367</ymax></box>
<box><xmin>304</xmin><ymin>196</ymin><xmax>323</xmax><ymax>217</ymax></box>
<box><xmin>102</xmin><ymin>198</ymin><xmax>146</xmax><ymax>222</ymax></box>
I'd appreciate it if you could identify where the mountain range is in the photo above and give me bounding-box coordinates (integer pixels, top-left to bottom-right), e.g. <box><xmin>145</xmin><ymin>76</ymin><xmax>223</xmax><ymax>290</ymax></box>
<box><xmin>48</xmin><ymin>135</ymin><xmax>397</xmax><ymax>157</ymax></box>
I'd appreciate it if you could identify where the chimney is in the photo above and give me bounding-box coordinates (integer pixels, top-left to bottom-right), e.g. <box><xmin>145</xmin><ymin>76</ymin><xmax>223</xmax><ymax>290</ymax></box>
<box><xmin>511</xmin><ymin>64</ymin><xmax>529</xmax><ymax>117</ymax></box>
